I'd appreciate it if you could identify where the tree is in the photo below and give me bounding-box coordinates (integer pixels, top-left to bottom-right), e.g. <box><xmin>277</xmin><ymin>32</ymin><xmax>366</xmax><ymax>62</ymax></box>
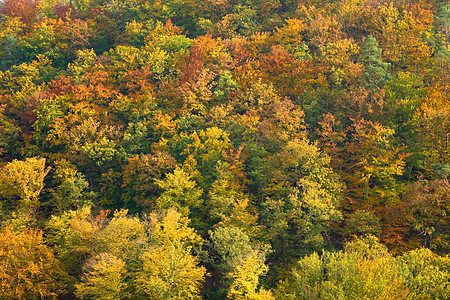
<box><xmin>208</xmin><ymin>224</ymin><xmax>272</xmax><ymax>298</ymax></box>
<box><xmin>227</xmin><ymin>249</ymin><xmax>274</xmax><ymax>300</ymax></box>
<box><xmin>121</xmin><ymin>152</ymin><xmax>176</xmax><ymax>210</ymax></box>
<box><xmin>135</xmin><ymin>209</ymin><xmax>206</xmax><ymax>299</ymax></box>
<box><xmin>214</xmin><ymin>6</ymin><xmax>261</xmax><ymax>39</ymax></box>
<box><xmin>155</xmin><ymin>167</ymin><xmax>203</xmax><ymax>216</ymax></box>
<box><xmin>209</xmin><ymin>226</ymin><xmax>252</xmax><ymax>273</ymax></box>
<box><xmin>416</xmin><ymin>85</ymin><xmax>449</xmax><ymax>174</ymax></box>
<box><xmin>59</xmin><ymin>117</ymin><xmax>124</xmax><ymax>173</ymax></box>
<box><xmin>206</xmin><ymin>171</ymin><xmax>260</xmax><ymax>237</ymax></box>
<box><xmin>0</xmin><ymin>34</ymin><xmax>22</xmax><ymax>70</ymax></box>
<box><xmin>49</xmin><ymin>159</ymin><xmax>93</xmax><ymax>212</ymax></box>
<box><xmin>48</xmin><ymin>207</ymin><xmax>205</xmax><ymax>298</ymax></box>
<box><xmin>136</xmin><ymin>244</ymin><xmax>206</xmax><ymax>300</ymax></box>
<box><xmin>276</xmin><ymin>236</ymin><xmax>407</xmax><ymax>300</ymax></box>
<box><xmin>19</xmin><ymin>18</ymin><xmax>91</xmax><ymax>68</ymax></box>
<box><xmin>95</xmin><ymin>209</ymin><xmax>147</xmax><ymax>269</ymax></box>
<box><xmin>48</xmin><ymin>207</ymin><xmax>148</xmax><ymax>296</ymax></box>
<box><xmin>434</xmin><ymin>0</ymin><xmax>450</xmax><ymax>96</ymax></box>
<box><xmin>384</xmin><ymin>179</ymin><xmax>450</xmax><ymax>254</ymax></box>
<box><xmin>259</xmin><ymin>44</ymin><xmax>325</xmax><ymax>98</ymax></box>
<box><xmin>372</xmin><ymin>2</ymin><xmax>434</xmax><ymax>74</ymax></box>
<box><xmin>343</xmin><ymin>210</ymin><xmax>382</xmax><ymax>238</ymax></box>
<box><xmin>175</xmin><ymin>127</ymin><xmax>232</xmax><ymax>190</ymax></box>
<box><xmin>342</xmin><ymin>119</ymin><xmax>410</xmax><ymax>212</ymax></box>
<box><xmin>398</xmin><ymin>248</ymin><xmax>450</xmax><ymax>300</ymax></box>
<box><xmin>75</xmin><ymin>253</ymin><xmax>128</xmax><ymax>300</ymax></box>
<box><xmin>0</xmin><ymin>227</ymin><xmax>69</xmax><ymax>299</ymax></box>
<box><xmin>359</xmin><ymin>35</ymin><xmax>390</xmax><ymax>88</ymax></box>
<box><xmin>0</xmin><ymin>105</ymin><xmax>23</xmax><ymax>157</ymax></box>
<box><xmin>0</xmin><ymin>157</ymin><xmax>49</xmax><ymax>228</ymax></box>
<box><xmin>0</xmin><ymin>0</ymin><xmax>40</xmax><ymax>27</ymax></box>
<box><xmin>46</xmin><ymin>206</ymin><xmax>101</xmax><ymax>276</ymax></box>
<box><xmin>384</xmin><ymin>71</ymin><xmax>426</xmax><ymax>149</ymax></box>
<box><xmin>259</xmin><ymin>139</ymin><xmax>343</xmax><ymax>258</ymax></box>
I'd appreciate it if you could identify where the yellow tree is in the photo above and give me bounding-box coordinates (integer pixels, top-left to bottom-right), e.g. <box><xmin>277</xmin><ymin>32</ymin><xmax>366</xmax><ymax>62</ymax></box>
<box><xmin>0</xmin><ymin>157</ymin><xmax>49</xmax><ymax>228</ymax></box>
<box><xmin>95</xmin><ymin>209</ymin><xmax>147</xmax><ymax>266</ymax></box>
<box><xmin>155</xmin><ymin>167</ymin><xmax>203</xmax><ymax>216</ymax></box>
<box><xmin>46</xmin><ymin>206</ymin><xmax>101</xmax><ymax>276</ymax></box>
<box><xmin>73</xmin><ymin>208</ymin><xmax>148</xmax><ymax>299</ymax></box>
<box><xmin>75</xmin><ymin>253</ymin><xmax>128</xmax><ymax>300</ymax></box>
<box><xmin>343</xmin><ymin>119</ymin><xmax>411</xmax><ymax>212</ymax></box>
<box><xmin>0</xmin><ymin>227</ymin><xmax>69</xmax><ymax>299</ymax></box>
<box><xmin>227</xmin><ymin>249</ymin><xmax>274</xmax><ymax>300</ymax></box>
<box><xmin>136</xmin><ymin>209</ymin><xmax>207</xmax><ymax>299</ymax></box>
<box><xmin>416</xmin><ymin>85</ymin><xmax>449</xmax><ymax>175</ymax></box>
<box><xmin>207</xmin><ymin>174</ymin><xmax>261</xmax><ymax>238</ymax></box>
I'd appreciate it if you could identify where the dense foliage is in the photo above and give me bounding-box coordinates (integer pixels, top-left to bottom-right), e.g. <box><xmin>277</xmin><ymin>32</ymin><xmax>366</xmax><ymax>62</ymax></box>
<box><xmin>0</xmin><ymin>0</ymin><xmax>449</xmax><ymax>298</ymax></box>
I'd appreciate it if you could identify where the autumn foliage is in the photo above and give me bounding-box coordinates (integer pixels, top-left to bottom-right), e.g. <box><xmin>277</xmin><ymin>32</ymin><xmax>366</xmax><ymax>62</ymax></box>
<box><xmin>0</xmin><ymin>0</ymin><xmax>449</xmax><ymax>298</ymax></box>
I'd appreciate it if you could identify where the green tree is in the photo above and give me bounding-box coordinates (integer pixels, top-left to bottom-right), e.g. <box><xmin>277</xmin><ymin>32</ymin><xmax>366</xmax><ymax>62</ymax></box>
<box><xmin>277</xmin><ymin>236</ymin><xmax>407</xmax><ymax>300</ymax></box>
<box><xmin>359</xmin><ymin>35</ymin><xmax>390</xmax><ymax>88</ymax></box>
<box><xmin>0</xmin><ymin>106</ymin><xmax>23</xmax><ymax>157</ymax></box>
<box><xmin>215</xmin><ymin>6</ymin><xmax>261</xmax><ymax>39</ymax></box>
<box><xmin>260</xmin><ymin>139</ymin><xmax>343</xmax><ymax>258</ymax></box>
<box><xmin>0</xmin><ymin>34</ymin><xmax>22</xmax><ymax>70</ymax></box>
<box><xmin>343</xmin><ymin>210</ymin><xmax>382</xmax><ymax>238</ymax></box>
<box><xmin>178</xmin><ymin>127</ymin><xmax>232</xmax><ymax>190</ymax></box>
<box><xmin>398</xmin><ymin>248</ymin><xmax>450</xmax><ymax>300</ymax></box>
<box><xmin>49</xmin><ymin>159</ymin><xmax>93</xmax><ymax>212</ymax></box>
<box><xmin>384</xmin><ymin>72</ymin><xmax>426</xmax><ymax>149</ymax></box>
<box><xmin>208</xmin><ymin>225</ymin><xmax>271</xmax><ymax>298</ymax></box>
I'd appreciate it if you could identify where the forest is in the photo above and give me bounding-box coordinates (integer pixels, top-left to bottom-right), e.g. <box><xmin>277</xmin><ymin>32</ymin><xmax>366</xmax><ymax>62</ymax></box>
<box><xmin>0</xmin><ymin>0</ymin><xmax>449</xmax><ymax>299</ymax></box>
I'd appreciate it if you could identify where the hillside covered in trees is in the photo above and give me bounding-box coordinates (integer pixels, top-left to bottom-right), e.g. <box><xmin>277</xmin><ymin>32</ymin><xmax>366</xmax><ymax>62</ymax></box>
<box><xmin>0</xmin><ymin>0</ymin><xmax>449</xmax><ymax>299</ymax></box>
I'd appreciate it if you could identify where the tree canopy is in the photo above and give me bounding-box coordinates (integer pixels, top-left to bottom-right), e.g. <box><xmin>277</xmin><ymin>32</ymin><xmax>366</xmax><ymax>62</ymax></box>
<box><xmin>0</xmin><ymin>0</ymin><xmax>449</xmax><ymax>298</ymax></box>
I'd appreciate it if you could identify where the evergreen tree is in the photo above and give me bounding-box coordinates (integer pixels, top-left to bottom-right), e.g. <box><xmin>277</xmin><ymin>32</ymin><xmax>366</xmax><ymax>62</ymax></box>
<box><xmin>0</xmin><ymin>34</ymin><xmax>21</xmax><ymax>71</ymax></box>
<box><xmin>359</xmin><ymin>35</ymin><xmax>391</xmax><ymax>88</ymax></box>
